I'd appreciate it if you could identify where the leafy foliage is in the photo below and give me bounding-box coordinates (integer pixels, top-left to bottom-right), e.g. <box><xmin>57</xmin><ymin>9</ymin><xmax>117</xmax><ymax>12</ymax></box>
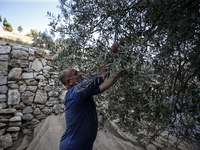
<box><xmin>18</xmin><ymin>25</ymin><xmax>23</xmax><ymax>33</ymax></box>
<box><xmin>3</xmin><ymin>18</ymin><xmax>13</xmax><ymax>32</ymax></box>
<box><xmin>48</xmin><ymin>0</ymin><xmax>200</xmax><ymax>149</ymax></box>
<box><xmin>0</xmin><ymin>15</ymin><xmax>2</xmax><ymax>22</ymax></box>
<box><xmin>27</xmin><ymin>29</ymin><xmax>39</xmax><ymax>37</ymax></box>
<box><xmin>32</xmin><ymin>31</ymin><xmax>55</xmax><ymax>50</ymax></box>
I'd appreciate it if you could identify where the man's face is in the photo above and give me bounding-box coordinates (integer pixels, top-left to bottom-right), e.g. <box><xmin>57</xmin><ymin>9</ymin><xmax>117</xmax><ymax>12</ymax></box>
<box><xmin>66</xmin><ymin>68</ymin><xmax>84</xmax><ymax>85</ymax></box>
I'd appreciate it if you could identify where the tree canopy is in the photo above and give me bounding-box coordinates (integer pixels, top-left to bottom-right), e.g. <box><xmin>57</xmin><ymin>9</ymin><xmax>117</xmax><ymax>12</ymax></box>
<box><xmin>48</xmin><ymin>0</ymin><xmax>200</xmax><ymax>149</ymax></box>
<box><xmin>18</xmin><ymin>25</ymin><xmax>23</xmax><ymax>33</ymax></box>
<box><xmin>3</xmin><ymin>18</ymin><xmax>13</xmax><ymax>32</ymax></box>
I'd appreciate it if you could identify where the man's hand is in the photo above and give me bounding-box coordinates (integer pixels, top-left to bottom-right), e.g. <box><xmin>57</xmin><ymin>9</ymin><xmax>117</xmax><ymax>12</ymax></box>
<box><xmin>110</xmin><ymin>42</ymin><xmax>119</xmax><ymax>54</ymax></box>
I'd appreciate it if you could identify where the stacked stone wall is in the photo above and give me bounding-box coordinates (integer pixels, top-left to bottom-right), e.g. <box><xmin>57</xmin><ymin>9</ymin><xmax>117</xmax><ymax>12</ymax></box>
<box><xmin>0</xmin><ymin>41</ymin><xmax>67</xmax><ymax>149</ymax></box>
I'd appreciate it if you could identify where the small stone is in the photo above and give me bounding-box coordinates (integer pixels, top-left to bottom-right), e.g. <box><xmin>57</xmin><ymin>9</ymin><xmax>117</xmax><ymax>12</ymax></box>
<box><xmin>9</xmin><ymin>122</ymin><xmax>22</xmax><ymax>127</ymax></box>
<box><xmin>19</xmin><ymin>84</ymin><xmax>27</xmax><ymax>93</ymax></box>
<box><xmin>36</xmin><ymin>104</ymin><xmax>45</xmax><ymax>109</ymax></box>
<box><xmin>34</xmin><ymin>90</ymin><xmax>47</xmax><ymax>104</ymax></box>
<box><xmin>0</xmin><ymin>109</ymin><xmax>16</xmax><ymax>114</ymax></box>
<box><xmin>42</xmin><ymin>107</ymin><xmax>53</xmax><ymax>115</ymax></box>
<box><xmin>9</xmin><ymin>116</ymin><xmax>21</xmax><ymax>122</ymax></box>
<box><xmin>0</xmin><ymin>95</ymin><xmax>7</xmax><ymax>103</ymax></box>
<box><xmin>36</xmin><ymin>113</ymin><xmax>46</xmax><ymax>120</ymax></box>
<box><xmin>9</xmin><ymin>59</ymin><xmax>29</xmax><ymax>68</ymax></box>
<box><xmin>0</xmin><ymin>46</ymin><xmax>11</xmax><ymax>54</ymax></box>
<box><xmin>0</xmin><ymin>70</ymin><xmax>7</xmax><ymax>76</ymax></box>
<box><xmin>8</xmin><ymin>89</ymin><xmax>20</xmax><ymax>105</ymax></box>
<box><xmin>25</xmin><ymin>79</ymin><xmax>38</xmax><ymax>86</ymax></box>
<box><xmin>7</xmin><ymin>127</ymin><xmax>20</xmax><ymax>132</ymax></box>
<box><xmin>21</xmin><ymin>91</ymin><xmax>35</xmax><ymax>105</ymax></box>
<box><xmin>0</xmin><ymin>85</ymin><xmax>8</xmax><ymax>94</ymax></box>
<box><xmin>0</xmin><ymin>123</ymin><xmax>6</xmax><ymax>128</ymax></box>
<box><xmin>22</xmin><ymin>114</ymin><xmax>34</xmax><ymax>121</ymax></box>
<box><xmin>32</xmin><ymin>58</ymin><xmax>43</xmax><ymax>72</ymax></box>
<box><xmin>10</xmin><ymin>132</ymin><xmax>19</xmax><ymax>138</ymax></box>
<box><xmin>8</xmin><ymin>83</ymin><xmax>19</xmax><ymax>89</ymax></box>
<box><xmin>23</xmin><ymin>106</ymin><xmax>33</xmax><ymax>114</ymax></box>
<box><xmin>59</xmin><ymin>90</ymin><xmax>68</xmax><ymax>100</ymax></box>
<box><xmin>22</xmin><ymin>72</ymin><xmax>34</xmax><ymax>79</ymax></box>
<box><xmin>0</xmin><ymin>115</ymin><xmax>12</xmax><ymax>119</ymax></box>
<box><xmin>0</xmin><ymin>61</ymin><xmax>8</xmax><ymax>71</ymax></box>
<box><xmin>0</xmin><ymin>128</ymin><xmax>6</xmax><ymax>136</ymax></box>
<box><xmin>15</xmin><ymin>112</ymin><xmax>23</xmax><ymax>117</ymax></box>
<box><xmin>13</xmin><ymin>103</ymin><xmax>25</xmax><ymax>110</ymax></box>
<box><xmin>26</xmin><ymin>86</ymin><xmax>37</xmax><ymax>92</ymax></box>
<box><xmin>44</xmin><ymin>85</ymin><xmax>52</xmax><ymax>92</ymax></box>
<box><xmin>0</xmin><ymin>103</ymin><xmax>7</xmax><ymax>109</ymax></box>
<box><xmin>0</xmin><ymin>133</ymin><xmax>13</xmax><ymax>149</ymax></box>
<box><xmin>35</xmin><ymin>49</ymin><xmax>43</xmax><ymax>57</ymax></box>
<box><xmin>0</xmin><ymin>76</ymin><xmax>7</xmax><ymax>85</ymax></box>
<box><xmin>0</xmin><ymin>55</ymin><xmax>9</xmax><ymax>61</ymax></box>
<box><xmin>0</xmin><ymin>118</ymin><xmax>9</xmax><ymax>123</ymax></box>
<box><xmin>11</xmin><ymin>50</ymin><xmax>29</xmax><ymax>59</ymax></box>
<box><xmin>33</xmin><ymin>108</ymin><xmax>40</xmax><ymax>115</ymax></box>
<box><xmin>8</xmin><ymin>68</ymin><xmax>22</xmax><ymax>81</ymax></box>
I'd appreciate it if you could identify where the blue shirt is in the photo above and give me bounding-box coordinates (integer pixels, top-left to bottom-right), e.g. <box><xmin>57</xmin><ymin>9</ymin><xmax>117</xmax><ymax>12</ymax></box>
<box><xmin>59</xmin><ymin>75</ymin><xmax>103</xmax><ymax>150</ymax></box>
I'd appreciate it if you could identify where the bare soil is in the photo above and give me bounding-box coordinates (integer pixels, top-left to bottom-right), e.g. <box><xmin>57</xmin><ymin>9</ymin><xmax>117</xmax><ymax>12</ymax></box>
<box><xmin>0</xmin><ymin>26</ymin><xmax>33</xmax><ymax>44</ymax></box>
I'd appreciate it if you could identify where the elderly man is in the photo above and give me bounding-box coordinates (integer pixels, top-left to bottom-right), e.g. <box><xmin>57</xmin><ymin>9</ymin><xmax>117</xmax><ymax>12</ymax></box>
<box><xmin>59</xmin><ymin>43</ymin><xmax>122</xmax><ymax>150</ymax></box>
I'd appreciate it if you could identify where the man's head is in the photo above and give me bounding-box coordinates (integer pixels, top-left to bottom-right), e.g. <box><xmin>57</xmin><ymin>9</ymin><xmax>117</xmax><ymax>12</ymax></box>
<box><xmin>59</xmin><ymin>68</ymin><xmax>83</xmax><ymax>90</ymax></box>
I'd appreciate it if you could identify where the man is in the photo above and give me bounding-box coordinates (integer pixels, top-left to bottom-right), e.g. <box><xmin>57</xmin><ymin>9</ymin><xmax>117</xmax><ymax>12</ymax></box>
<box><xmin>59</xmin><ymin>43</ymin><xmax>122</xmax><ymax>150</ymax></box>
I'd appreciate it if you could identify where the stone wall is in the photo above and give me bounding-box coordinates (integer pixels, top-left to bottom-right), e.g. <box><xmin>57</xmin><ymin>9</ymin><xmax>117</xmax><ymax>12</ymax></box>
<box><xmin>0</xmin><ymin>41</ymin><xmax>67</xmax><ymax>149</ymax></box>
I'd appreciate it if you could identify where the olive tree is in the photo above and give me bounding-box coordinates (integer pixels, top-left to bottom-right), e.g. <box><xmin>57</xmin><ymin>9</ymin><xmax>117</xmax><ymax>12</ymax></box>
<box><xmin>48</xmin><ymin>0</ymin><xmax>200</xmax><ymax>149</ymax></box>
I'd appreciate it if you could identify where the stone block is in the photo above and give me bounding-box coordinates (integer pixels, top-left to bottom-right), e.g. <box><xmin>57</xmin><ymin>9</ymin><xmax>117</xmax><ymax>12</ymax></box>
<box><xmin>8</xmin><ymin>90</ymin><xmax>20</xmax><ymax>105</ymax></box>
<box><xmin>21</xmin><ymin>91</ymin><xmax>35</xmax><ymax>105</ymax></box>
<box><xmin>0</xmin><ymin>123</ymin><xmax>6</xmax><ymax>128</ymax></box>
<box><xmin>0</xmin><ymin>76</ymin><xmax>7</xmax><ymax>85</ymax></box>
<box><xmin>35</xmin><ymin>49</ymin><xmax>43</xmax><ymax>57</ymax></box>
<box><xmin>42</xmin><ymin>107</ymin><xmax>53</xmax><ymax>115</ymax></box>
<box><xmin>0</xmin><ymin>55</ymin><xmax>9</xmax><ymax>61</ymax></box>
<box><xmin>33</xmin><ymin>108</ymin><xmax>40</xmax><ymax>115</ymax></box>
<box><xmin>0</xmin><ymin>128</ymin><xmax>6</xmax><ymax>136</ymax></box>
<box><xmin>26</xmin><ymin>86</ymin><xmax>37</xmax><ymax>92</ymax></box>
<box><xmin>0</xmin><ymin>46</ymin><xmax>11</xmax><ymax>54</ymax></box>
<box><xmin>9</xmin><ymin>122</ymin><xmax>22</xmax><ymax>127</ymax></box>
<box><xmin>0</xmin><ymin>109</ymin><xmax>16</xmax><ymax>114</ymax></box>
<box><xmin>0</xmin><ymin>70</ymin><xmax>7</xmax><ymax>76</ymax></box>
<box><xmin>11</xmin><ymin>50</ymin><xmax>29</xmax><ymax>59</ymax></box>
<box><xmin>0</xmin><ymin>85</ymin><xmax>8</xmax><ymax>94</ymax></box>
<box><xmin>7</xmin><ymin>127</ymin><xmax>20</xmax><ymax>132</ymax></box>
<box><xmin>22</xmin><ymin>72</ymin><xmax>34</xmax><ymax>79</ymax></box>
<box><xmin>34</xmin><ymin>90</ymin><xmax>47</xmax><ymax>104</ymax></box>
<box><xmin>8</xmin><ymin>68</ymin><xmax>22</xmax><ymax>81</ymax></box>
<box><xmin>0</xmin><ymin>119</ymin><xmax>9</xmax><ymax>123</ymax></box>
<box><xmin>23</xmin><ymin>106</ymin><xmax>33</xmax><ymax>114</ymax></box>
<box><xmin>0</xmin><ymin>61</ymin><xmax>8</xmax><ymax>71</ymax></box>
<box><xmin>32</xmin><ymin>58</ymin><xmax>43</xmax><ymax>72</ymax></box>
<box><xmin>8</xmin><ymin>83</ymin><xmax>19</xmax><ymax>89</ymax></box>
<box><xmin>19</xmin><ymin>84</ymin><xmax>26</xmax><ymax>93</ymax></box>
<box><xmin>22</xmin><ymin>114</ymin><xmax>34</xmax><ymax>121</ymax></box>
<box><xmin>9</xmin><ymin>116</ymin><xmax>21</xmax><ymax>122</ymax></box>
<box><xmin>0</xmin><ymin>95</ymin><xmax>7</xmax><ymax>103</ymax></box>
<box><xmin>9</xmin><ymin>59</ymin><xmax>29</xmax><ymax>68</ymax></box>
<box><xmin>0</xmin><ymin>133</ymin><xmax>13</xmax><ymax>149</ymax></box>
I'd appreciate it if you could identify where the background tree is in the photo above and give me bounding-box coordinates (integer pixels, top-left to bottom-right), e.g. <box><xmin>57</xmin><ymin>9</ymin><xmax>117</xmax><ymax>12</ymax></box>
<box><xmin>32</xmin><ymin>30</ymin><xmax>54</xmax><ymax>49</ymax></box>
<box><xmin>18</xmin><ymin>25</ymin><xmax>23</xmax><ymax>33</ymax></box>
<box><xmin>0</xmin><ymin>15</ymin><xmax>2</xmax><ymax>23</ymax></box>
<box><xmin>3</xmin><ymin>18</ymin><xmax>13</xmax><ymax>32</ymax></box>
<box><xmin>3</xmin><ymin>18</ymin><xmax>7</xmax><ymax>27</ymax></box>
<box><xmin>48</xmin><ymin>0</ymin><xmax>200</xmax><ymax>149</ymax></box>
<box><xmin>27</xmin><ymin>29</ymin><xmax>39</xmax><ymax>37</ymax></box>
